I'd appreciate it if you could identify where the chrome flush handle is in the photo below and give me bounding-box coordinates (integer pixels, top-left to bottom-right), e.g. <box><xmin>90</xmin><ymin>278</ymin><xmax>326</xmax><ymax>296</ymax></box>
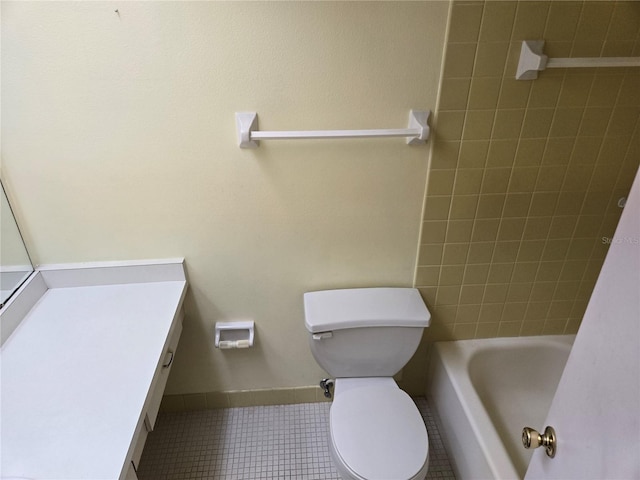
<box><xmin>312</xmin><ymin>332</ymin><xmax>333</xmax><ymax>341</ymax></box>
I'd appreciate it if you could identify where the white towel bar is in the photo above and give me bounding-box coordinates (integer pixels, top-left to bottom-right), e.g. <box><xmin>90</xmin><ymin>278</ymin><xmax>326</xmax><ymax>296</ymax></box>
<box><xmin>516</xmin><ymin>40</ymin><xmax>640</xmax><ymax>80</ymax></box>
<box><xmin>235</xmin><ymin>110</ymin><xmax>430</xmax><ymax>148</ymax></box>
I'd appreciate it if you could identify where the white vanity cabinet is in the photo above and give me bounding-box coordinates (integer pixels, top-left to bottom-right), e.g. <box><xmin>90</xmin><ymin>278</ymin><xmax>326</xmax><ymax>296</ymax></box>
<box><xmin>128</xmin><ymin>310</ymin><xmax>184</xmax><ymax>480</ymax></box>
<box><xmin>0</xmin><ymin>259</ymin><xmax>188</xmax><ymax>480</ymax></box>
<box><xmin>129</xmin><ymin>310</ymin><xmax>184</xmax><ymax>478</ymax></box>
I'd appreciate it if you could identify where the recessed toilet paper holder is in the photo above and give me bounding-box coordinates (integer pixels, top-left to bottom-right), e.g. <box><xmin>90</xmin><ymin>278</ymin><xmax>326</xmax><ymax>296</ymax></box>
<box><xmin>215</xmin><ymin>321</ymin><xmax>255</xmax><ymax>349</ymax></box>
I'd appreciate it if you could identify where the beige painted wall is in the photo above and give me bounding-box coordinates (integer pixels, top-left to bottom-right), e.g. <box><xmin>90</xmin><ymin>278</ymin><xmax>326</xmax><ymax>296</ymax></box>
<box><xmin>1</xmin><ymin>2</ymin><xmax>448</xmax><ymax>394</ymax></box>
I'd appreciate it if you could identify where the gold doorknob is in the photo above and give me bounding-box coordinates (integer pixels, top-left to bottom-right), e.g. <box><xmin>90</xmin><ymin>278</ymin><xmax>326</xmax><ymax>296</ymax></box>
<box><xmin>522</xmin><ymin>426</ymin><xmax>556</xmax><ymax>458</ymax></box>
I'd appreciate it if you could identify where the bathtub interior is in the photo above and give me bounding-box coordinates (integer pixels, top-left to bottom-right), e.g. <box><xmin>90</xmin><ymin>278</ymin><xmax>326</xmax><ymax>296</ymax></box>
<box><xmin>468</xmin><ymin>343</ymin><xmax>571</xmax><ymax>478</ymax></box>
<box><xmin>427</xmin><ymin>335</ymin><xmax>574</xmax><ymax>480</ymax></box>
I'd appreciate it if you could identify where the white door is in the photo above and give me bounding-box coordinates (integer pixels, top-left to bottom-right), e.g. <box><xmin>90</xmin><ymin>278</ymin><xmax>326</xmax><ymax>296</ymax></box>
<box><xmin>525</xmin><ymin>170</ymin><xmax>640</xmax><ymax>479</ymax></box>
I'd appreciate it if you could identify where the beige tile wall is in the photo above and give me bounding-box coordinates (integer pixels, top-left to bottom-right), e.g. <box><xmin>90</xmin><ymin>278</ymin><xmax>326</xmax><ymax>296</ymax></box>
<box><xmin>417</xmin><ymin>0</ymin><xmax>640</xmax><ymax>341</ymax></box>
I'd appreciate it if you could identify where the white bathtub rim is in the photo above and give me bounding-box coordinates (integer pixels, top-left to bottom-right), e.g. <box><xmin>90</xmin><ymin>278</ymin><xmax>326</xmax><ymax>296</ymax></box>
<box><xmin>432</xmin><ymin>335</ymin><xmax>575</xmax><ymax>479</ymax></box>
<box><xmin>433</xmin><ymin>342</ymin><xmax>517</xmax><ymax>479</ymax></box>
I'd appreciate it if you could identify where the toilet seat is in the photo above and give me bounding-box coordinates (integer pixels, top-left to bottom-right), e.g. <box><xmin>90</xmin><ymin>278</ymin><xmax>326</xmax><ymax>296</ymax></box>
<box><xmin>330</xmin><ymin>385</ymin><xmax>429</xmax><ymax>480</ymax></box>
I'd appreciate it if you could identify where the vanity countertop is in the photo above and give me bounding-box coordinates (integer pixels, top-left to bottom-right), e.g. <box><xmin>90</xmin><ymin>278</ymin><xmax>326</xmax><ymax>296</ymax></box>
<box><xmin>0</xmin><ymin>260</ymin><xmax>187</xmax><ymax>480</ymax></box>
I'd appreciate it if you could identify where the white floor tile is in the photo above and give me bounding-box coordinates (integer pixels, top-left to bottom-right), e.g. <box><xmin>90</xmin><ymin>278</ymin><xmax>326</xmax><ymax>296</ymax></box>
<box><xmin>138</xmin><ymin>397</ymin><xmax>456</xmax><ymax>479</ymax></box>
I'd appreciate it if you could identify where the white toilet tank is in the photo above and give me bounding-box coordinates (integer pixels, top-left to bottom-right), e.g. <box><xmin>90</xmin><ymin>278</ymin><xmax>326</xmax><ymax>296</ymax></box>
<box><xmin>303</xmin><ymin>288</ymin><xmax>431</xmax><ymax>377</ymax></box>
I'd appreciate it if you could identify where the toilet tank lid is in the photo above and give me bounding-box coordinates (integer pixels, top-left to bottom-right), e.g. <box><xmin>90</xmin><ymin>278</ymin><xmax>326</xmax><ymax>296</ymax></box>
<box><xmin>303</xmin><ymin>288</ymin><xmax>430</xmax><ymax>333</ymax></box>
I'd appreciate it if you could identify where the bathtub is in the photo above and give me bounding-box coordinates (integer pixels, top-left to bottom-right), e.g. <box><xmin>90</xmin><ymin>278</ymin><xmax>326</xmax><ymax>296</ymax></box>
<box><xmin>426</xmin><ymin>335</ymin><xmax>574</xmax><ymax>480</ymax></box>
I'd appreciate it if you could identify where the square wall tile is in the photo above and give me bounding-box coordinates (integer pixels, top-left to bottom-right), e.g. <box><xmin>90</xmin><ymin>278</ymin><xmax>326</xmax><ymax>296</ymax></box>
<box><xmin>443</xmin><ymin>43</ymin><xmax>477</xmax><ymax>78</ymax></box>
<box><xmin>542</xmin><ymin>238</ymin><xmax>571</xmax><ymax>261</ymax></box>
<box><xmin>428</xmin><ymin>170</ymin><xmax>456</xmax><ymax>195</ymax></box>
<box><xmin>517</xmin><ymin>240</ymin><xmax>546</xmax><ymax>261</ymax></box>
<box><xmin>487</xmin><ymin>262</ymin><xmax>514</xmax><ymax>283</ymax></box>
<box><xmin>507</xmin><ymin>282</ymin><xmax>533</xmax><ymax>302</ymax></box>
<box><xmin>482</xmin><ymin>168</ymin><xmax>512</xmax><ymax>194</ymax></box>
<box><xmin>456</xmin><ymin>305</ymin><xmax>481</xmax><ymax>323</ymax></box>
<box><xmin>530</xmin><ymin>192</ymin><xmax>559</xmax><ymax>216</ymax></box>
<box><xmin>421</xmin><ymin>221</ymin><xmax>447</xmax><ymax>243</ymax></box>
<box><xmin>529</xmin><ymin>76</ymin><xmax>563</xmax><ymax>108</ymax></box>
<box><xmin>467</xmin><ymin>241</ymin><xmax>495</xmax><ymax>264</ymax></box>
<box><xmin>472</xmin><ymin>218</ymin><xmax>500</xmax><ymax>241</ymax></box>
<box><xmin>449</xmin><ymin>2</ymin><xmax>484</xmax><ymax>43</ymax></box>
<box><xmin>589</xmin><ymin>75</ymin><xmax>624</xmax><ymax>107</ymax></box>
<box><xmin>523</xmin><ymin>216</ymin><xmax>552</xmax><ymax>240</ymax></box>
<box><xmin>483</xmin><ymin>283</ymin><xmax>509</xmax><ymax>303</ymax></box>
<box><xmin>487</xmin><ymin>140</ymin><xmax>518</xmax><ymax>167</ymax></box>
<box><xmin>459</xmin><ymin>141</ymin><xmax>490</xmax><ymax>168</ymax></box>
<box><xmin>446</xmin><ymin>219</ymin><xmax>474</xmax><ymax>243</ymax></box>
<box><xmin>497</xmin><ymin>217</ymin><xmax>526</xmax><ymax>241</ymax></box>
<box><xmin>493</xmin><ymin>109</ymin><xmax>525</xmax><ymax>139</ymax></box>
<box><xmin>536</xmin><ymin>165</ymin><xmax>567</xmax><ymax>192</ymax></box>
<box><xmin>512</xmin><ymin>2</ymin><xmax>550</xmax><ymax>41</ymax></box>
<box><xmin>545</xmin><ymin>1</ymin><xmax>582</xmax><ymax>41</ymax></box>
<box><xmin>479</xmin><ymin>1</ymin><xmax>517</xmax><ymax>42</ymax></box>
<box><xmin>440</xmin><ymin>265</ymin><xmax>465</xmax><ymax>285</ymax></box>
<box><xmin>503</xmin><ymin>193</ymin><xmax>532</xmax><ymax>217</ymax></box>
<box><xmin>516</xmin><ymin>138</ymin><xmax>546</xmax><ymax>166</ymax></box>
<box><xmin>463</xmin><ymin>110</ymin><xmax>495</xmax><ymax>140</ymax></box>
<box><xmin>498</xmin><ymin>79</ymin><xmax>532</xmax><ymax>109</ymax></box>
<box><xmin>419</xmin><ymin>244</ymin><xmax>444</xmax><ymax>265</ymax></box>
<box><xmin>442</xmin><ymin>243</ymin><xmax>470</xmax><ymax>265</ymax></box>
<box><xmin>476</xmin><ymin>322</ymin><xmax>500</xmax><ymax>337</ymax></box>
<box><xmin>464</xmin><ymin>263</ymin><xmax>491</xmax><ymax>284</ymax></box>
<box><xmin>431</xmin><ymin>140</ymin><xmax>460</xmax><ymax>169</ymax></box>
<box><xmin>608</xmin><ymin>2</ymin><xmax>640</xmax><ymax>41</ymax></box>
<box><xmin>536</xmin><ymin>261</ymin><xmax>564</xmax><ymax>282</ymax></box>
<box><xmin>460</xmin><ymin>284</ymin><xmax>485</xmax><ymax>304</ymax></box>
<box><xmin>550</xmin><ymin>108</ymin><xmax>584</xmax><ymax>137</ymax></box>
<box><xmin>477</xmin><ymin>194</ymin><xmax>506</xmax><ymax>218</ymax></box>
<box><xmin>497</xmin><ymin>321</ymin><xmax>522</xmax><ymax>336</ymax></box>
<box><xmin>450</xmin><ymin>194</ymin><xmax>479</xmax><ymax>219</ymax></box>
<box><xmin>558</xmin><ymin>76</ymin><xmax>594</xmax><ymax>108</ymax></box>
<box><xmin>436</xmin><ymin>111</ymin><xmax>466</xmax><ymax>141</ymax></box>
<box><xmin>574</xmin><ymin>2</ymin><xmax>614</xmax><ymax>44</ymax></box>
<box><xmin>424</xmin><ymin>196</ymin><xmax>452</xmax><ymax>220</ymax></box>
<box><xmin>521</xmin><ymin>109</ymin><xmax>554</xmax><ymax>138</ymax></box>
<box><xmin>474</xmin><ymin>43</ymin><xmax>510</xmax><ymax>78</ymax></box>
<box><xmin>502</xmin><ymin>302</ymin><xmax>528</xmax><ymax>322</ymax></box>
<box><xmin>509</xmin><ymin>167</ymin><xmax>539</xmax><ymax>193</ymax></box>
<box><xmin>468</xmin><ymin>77</ymin><xmax>502</xmax><ymax>110</ymax></box>
<box><xmin>454</xmin><ymin>169</ymin><xmax>484</xmax><ymax>195</ymax></box>
<box><xmin>436</xmin><ymin>285</ymin><xmax>462</xmax><ymax>306</ymax></box>
<box><xmin>440</xmin><ymin>78</ymin><xmax>472</xmax><ymax>110</ymax></box>
<box><xmin>493</xmin><ymin>241</ymin><xmax>520</xmax><ymax>263</ymax></box>
<box><xmin>512</xmin><ymin>262</ymin><xmax>539</xmax><ymax>283</ymax></box>
<box><xmin>416</xmin><ymin>266</ymin><xmax>441</xmax><ymax>286</ymax></box>
<box><xmin>543</xmin><ymin>138</ymin><xmax>575</xmax><ymax>165</ymax></box>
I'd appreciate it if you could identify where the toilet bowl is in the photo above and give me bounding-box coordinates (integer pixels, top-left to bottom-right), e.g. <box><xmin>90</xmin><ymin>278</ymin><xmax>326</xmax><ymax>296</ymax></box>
<box><xmin>303</xmin><ymin>288</ymin><xmax>432</xmax><ymax>480</ymax></box>
<box><xmin>329</xmin><ymin>378</ymin><xmax>429</xmax><ymax>480</ymax></box>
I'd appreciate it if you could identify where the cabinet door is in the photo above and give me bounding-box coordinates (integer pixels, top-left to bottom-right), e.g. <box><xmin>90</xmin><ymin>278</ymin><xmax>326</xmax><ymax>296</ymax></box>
<box><xmin>145</xmin><ymin>312</ymin><xmax>183</xmax><ymax>431</ymax></box>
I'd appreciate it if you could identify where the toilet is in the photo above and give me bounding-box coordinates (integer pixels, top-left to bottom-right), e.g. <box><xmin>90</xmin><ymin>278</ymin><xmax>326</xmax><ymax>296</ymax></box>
<box><xmin>303</xmin><ymin>287</ymin><xmax>431</xmax><ymax>480</ymax></box>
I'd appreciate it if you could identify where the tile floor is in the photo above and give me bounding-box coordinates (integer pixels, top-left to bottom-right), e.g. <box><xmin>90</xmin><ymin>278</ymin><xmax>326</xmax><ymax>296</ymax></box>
<box><xmin>137</xmin><ymin>397</ymin><xmax>456</xmax><ymax>479</ymax></box>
